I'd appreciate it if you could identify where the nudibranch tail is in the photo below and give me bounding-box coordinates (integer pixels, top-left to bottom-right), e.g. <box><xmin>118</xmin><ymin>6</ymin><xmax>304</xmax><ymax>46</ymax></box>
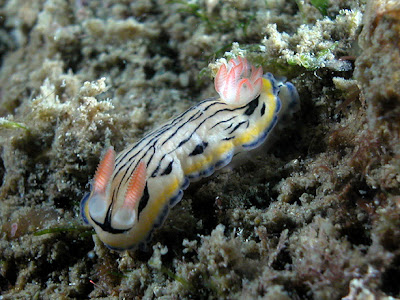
<box><xmin>215</xmin><ymin>57</ymin><xmax>263</xmax><ymax>105</ymax></box>
<box><xmin>81</xmin><ymin>56</ymin><xmax>299</xmax><ymax>251</ymax></box>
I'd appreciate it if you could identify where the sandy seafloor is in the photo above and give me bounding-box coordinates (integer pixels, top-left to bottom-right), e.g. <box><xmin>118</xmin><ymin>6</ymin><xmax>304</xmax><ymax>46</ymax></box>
<box><xmin>0</xmin><ymin>0</ymin><xmax>399</xmax><ymax>299</ymax></box>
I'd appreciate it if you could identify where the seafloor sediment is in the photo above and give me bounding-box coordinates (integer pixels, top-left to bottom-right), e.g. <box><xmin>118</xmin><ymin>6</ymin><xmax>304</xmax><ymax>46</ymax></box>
<box><xmin>0</xmin><ymin>0</ymin><xmax>399</xmax><ymax>299</ymax></box>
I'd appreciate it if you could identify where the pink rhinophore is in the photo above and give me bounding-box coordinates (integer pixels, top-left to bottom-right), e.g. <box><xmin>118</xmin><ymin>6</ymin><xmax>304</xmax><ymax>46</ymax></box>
<box><xmin>214</xmin><ymin>56</ymin><xmax>263</xmax><ymax>105</ymax></box>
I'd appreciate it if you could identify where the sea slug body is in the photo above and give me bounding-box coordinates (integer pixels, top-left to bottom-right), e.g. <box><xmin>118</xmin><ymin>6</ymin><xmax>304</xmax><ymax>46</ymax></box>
<box><xmin>81</xmin><ymin>57</ymin><xmax>299</xmax><ymax>250</ymax></box>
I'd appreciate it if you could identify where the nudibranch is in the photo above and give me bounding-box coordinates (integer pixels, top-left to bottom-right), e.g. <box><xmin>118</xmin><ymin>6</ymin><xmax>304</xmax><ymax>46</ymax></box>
<box><xmin>81</xmin><ymin>57</ymin><xmax>299</xmax><ymax>250</ymax></box>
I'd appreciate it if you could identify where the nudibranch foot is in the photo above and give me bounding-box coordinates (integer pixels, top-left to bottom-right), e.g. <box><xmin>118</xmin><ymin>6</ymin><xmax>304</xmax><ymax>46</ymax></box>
<box><xmin>215</xmin><ymin>151</ymin><xmax>234</xmax><ymax>169</ymax></box>
<box><xmin>81</xmin><ymin>56</ymin><xmax>299</xmax><ymax>250</ymax></box>
<box><xmin>169</xmin><ymin>189</ymin><xmax>184</xmax><ymax>208</ymax></box>
<box><xmin>265</xmin><ymin>72</ymin><xmax>300</xmax><ymax>116</ymax></box>
<box><xmin>80</xmin><ymin>193</ymin><xmax>90</xmax><ymax>225</ymax></box>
